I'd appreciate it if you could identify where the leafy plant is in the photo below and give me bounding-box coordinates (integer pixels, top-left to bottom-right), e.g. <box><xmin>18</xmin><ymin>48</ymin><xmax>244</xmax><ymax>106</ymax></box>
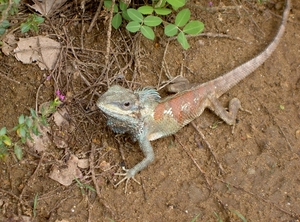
<box><xmin>104</xmin><ymin>0</ymin><xmax>204</xmax><ymax>49</ymax></box>
<box><xmin>20</xmin><ymin>13</ymin><xmax>44</xmax><ymax>33</ymax></box>
<box><xmin>0</xmin><ymin>96</ymin><xmax>62</xmax><ymax>160</ymax></box>
<box><xmin>0</xmin><ymin>0</ymin><xmax>20</xmax><ymax>35</ymax></box>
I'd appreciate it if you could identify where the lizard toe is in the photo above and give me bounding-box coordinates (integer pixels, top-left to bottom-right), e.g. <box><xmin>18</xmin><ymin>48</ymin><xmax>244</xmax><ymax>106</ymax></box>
<box><xmin>114</xmin><ymin>167</ymin><xmax>141</xmax><ymax>193</ymax></box>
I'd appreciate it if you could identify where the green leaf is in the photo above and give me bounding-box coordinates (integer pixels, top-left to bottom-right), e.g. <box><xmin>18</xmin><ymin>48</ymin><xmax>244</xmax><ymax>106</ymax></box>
<box><xmin>140</xmin><ymin>26</ymin><xmax>155</xmax><ymax>40</ymax></box>
<box><xmin>1</xmin><ymin>20</ymin><xmax>10</xmax><ymax>28</ymax></box>
<box><xmin>25</xmin><ymin>117</ymin><xmax>33</xmax><ymax>128</ymax></box>
<box><xmin>167</xmin><ymin>0</ymin><xmax>185</xmax><ymax>8</ymax></box>
<box><xmin>177</xmin><ymin>32</ymin><xmax>189</xmax><ymax>49</ymax></box>
<box><xmin>104</xmin><ymin>1</ymin><xmax>112</xmax><ymax>9</ymax></box>
<box><xmin>155</xmin><ymin>0</ymin><xmax>167</xmax><ymax>8</ymax></box>
<box><xmin>127</xmin><ymin>9</ymin><xmax>143</xmax><ymax>22</ymax></box>
<box><xmin>154</xmin><ymin>8</ymin><xmax>172</xmax><ymax>15</ymax></box>
<box><xmin>31</xmin><ymin>25</ymin><xmax>39</xmax><ymax>33</ymax></box>
<box><xmin>104</xmin><ymin>1</ymin><xmax>118</xmax><ymax>12</ymax></box>
<box><xmin>122</xmin><ymin>10</ymin><xmax>131</xmax><ymax>21</ymax></box>
<box><xmin>183</xmin><ymin>21</ymin><xmax>204</xmax><ymax>34</ymax></box>
<box><xmin>0</xmin><ymin>27</ymin><xmax>6</xmax><ymax>35</ymax></box>
<box><xmin>112</xmin><ymin>13</ymin><xmax>122</xmax><ymax>29</ymax></box>
<box><xmin>34</xmin><ymin>16</ymin><xmax>44</xmax><ymax>24</ymax></box>
<box><xmin>32</xmin><ymin>125</ymin><xmax>40</xmax><ymax>136</ymax></box>
<box><xmin>19</xmin><ymin>127</ymin><xmax>26</xmax><ymax>138</ymax></box>
<box><xmin>164</xmin><ymin>24</ymin><xmax>178</xmax><ymax>37</ymax></box>
<box><xmin>30</xmin><ymin>108</ymin><xmax>37</xmax><ymax>118</ymax></box>
<box><xmin>20</xmin><ymin>23</ymin><xmax>31</xmax><ymax>33</ymax></box>
<box><xmin>14</xmin><ymin>145</ymin><xmax>23</xmax><ymax>160</ymax></box>
<box><xmin>119</xmin><ymin>1</ymin><xmax>127</xmax><ymax>11</ymax></box>
<box><xmin>175</xmin><ymin>8</ymin><xmax>190</xmax><ymax>27</ymax></box>
<box><xmin>0</xmin><ymin>127</ymin><xmax>6</xmax><ymax>136</ymax></box>
<box><xmin>144</xmin><ymin>16</ymin><xmax>162</xmax><ymax>27</ymax></box>
<box><xmin>138</xmin><ymin>6</ymin><xmax>153</xmax><ymax>14</ymax></box>
<box><xmin>3</xmin><ymin>135</ymin><xmax>12</xmax><ymax>146</ymax></box>
<box><xmin>19</xmin><ymin>114</ymin><xmax>25</xmax><ymax>124</ymax></box>
<box><xmin>84</xmin><ymin>184</ymin><xmax>96</xmax><ymax>192</ymax></box>
<box><xmin>126</xmin><ymin>21</ymin><xmax>141</xmax><ymax>32</ymax></box>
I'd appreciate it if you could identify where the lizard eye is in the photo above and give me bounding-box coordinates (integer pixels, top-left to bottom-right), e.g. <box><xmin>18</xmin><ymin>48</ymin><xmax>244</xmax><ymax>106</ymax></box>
<box><xmin>122</xmin><ymin>101</ymin><xmax>131</xmax><ymax>109</ymax></box>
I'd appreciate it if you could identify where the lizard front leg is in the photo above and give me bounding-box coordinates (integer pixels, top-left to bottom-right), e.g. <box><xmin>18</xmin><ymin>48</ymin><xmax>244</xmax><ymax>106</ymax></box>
<box><xmin>115</xmin><ymin>134</ymin><xmax>155</xmax><ymax>193</ymax></box>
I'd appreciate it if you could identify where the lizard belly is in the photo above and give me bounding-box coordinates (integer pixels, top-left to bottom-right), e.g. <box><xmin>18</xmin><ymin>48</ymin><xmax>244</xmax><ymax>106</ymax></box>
<box><xmin>147</xmin><ymin>117</ymin><xmax>182</xmax><ymax>141</ymax></box>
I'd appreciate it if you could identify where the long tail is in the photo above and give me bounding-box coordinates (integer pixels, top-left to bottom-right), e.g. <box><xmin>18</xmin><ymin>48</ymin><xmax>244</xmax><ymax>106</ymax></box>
<box><xmin>212</xmin><ymin>0</ymin><xmax>290</xmax><ymax>98</ymax></box>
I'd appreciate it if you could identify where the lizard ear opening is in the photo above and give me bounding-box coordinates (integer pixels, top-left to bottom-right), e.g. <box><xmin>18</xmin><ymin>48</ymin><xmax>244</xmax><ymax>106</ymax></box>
<box><xmin>135</xmin><ymin>88</ymin><xmax>161</xmax><ymax>104</ymax></box>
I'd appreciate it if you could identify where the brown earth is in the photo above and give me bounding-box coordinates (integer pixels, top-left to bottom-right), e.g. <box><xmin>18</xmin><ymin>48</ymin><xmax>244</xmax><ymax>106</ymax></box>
<box><xmin>0</xmin><ymin>0</ymin><xmax>300</xmax><ymax>221</ymax></box>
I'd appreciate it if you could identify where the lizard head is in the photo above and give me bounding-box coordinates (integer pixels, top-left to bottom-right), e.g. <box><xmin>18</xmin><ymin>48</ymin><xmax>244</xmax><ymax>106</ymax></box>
<box><xmin>97</xmin><ymin>85</ymin><xmax>141</xmax><ymax>122</ymax></box>
<box><xmin>97</xmin><ymin>85</ymin><xmax>161</xmax><ymax>131</ymax></box>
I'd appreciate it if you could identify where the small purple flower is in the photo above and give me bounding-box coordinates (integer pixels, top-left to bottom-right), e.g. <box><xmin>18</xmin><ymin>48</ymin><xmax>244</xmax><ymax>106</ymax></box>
<box><xmin>56</xmin><ymin>89</ymin><xmax>65</xmax><ymax>101</ymax></box>
<box><xmin>46</xmin><ymin>75</ymin><xmax>51</xmax><ymax>80</ymax></box>
<box><xmin>208</xmin><ymin>1</ymin><xmax>213</xmax><ymax>7</ymax></box>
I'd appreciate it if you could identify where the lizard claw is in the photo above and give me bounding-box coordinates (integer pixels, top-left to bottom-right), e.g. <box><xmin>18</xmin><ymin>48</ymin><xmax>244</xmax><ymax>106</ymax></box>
<box><xmin>114</xmin><ymin>167</ymin><xmax>140</xmax><ymax>193</ymax></box>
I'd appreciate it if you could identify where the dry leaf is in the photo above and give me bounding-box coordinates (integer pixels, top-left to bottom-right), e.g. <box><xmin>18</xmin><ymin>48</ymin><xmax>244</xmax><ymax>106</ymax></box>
<box><xmin>26</xmin><ymin>123</ymin><xmax>51</xmax><ymax>153</ymax></box>
<box><xmin>52</xmin><ymin>130</ymin><xmax>69</xmax><ymax>148</ymax></box>
<box><xmin>49</xmin><ymin>155</ymin><xmax>83</xmax><ymax>186</ymax></box>
<box><xmin>28</xmin><ymin>0</ymin><xmax>68</xmax><ymax>16</ymax></box>
<box><xmin>99</xmin><ymin>161</ymin><xmax>111</xmax><ymax>171</ymax></box>
<box><xmin>53</xmin><ymin>107</ymin><xmax>69</xmax><ymax>127</ymax></box>
<box><xmin>14</xmin><ymin>36</ymin><xmax>61</xmax><ymax>70</ymax></box>
<box><xmin>1</xmin><ymin>33</ymin><xmax>16</xmax><ymax>56</ymax></box>
<box><xmin>78</xmin><ymin>159</ymin><xmax>89</xmax><ymax>169</ymax></box>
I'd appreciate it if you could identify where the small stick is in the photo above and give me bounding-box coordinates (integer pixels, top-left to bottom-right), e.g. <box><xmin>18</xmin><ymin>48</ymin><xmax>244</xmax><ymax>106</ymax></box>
<box><xmin>89</xmin><ymin>143</ymin><xmax>114</xmax><ymax>215</ymax></box>
<box><xmin>104</xmin><ymin>0</ymin><xmax>115</xmax><ymax>85</ymax></box>
<box><xmin>168</xmin><ymin>32</ymin><xmax>250</xmax><ymax>43</ymax></box>
<box><xmin>191</xmin><ymin>122</ymin><xmax>225</xmax><ymax>174</ymax></box>
<box><xmin>175</xmin><ymin>135</ymin><xmax>212</xmax><ymax>190</ymax></box>
<box><xmin>0</xmin><ymin>188</ymin><xmax>31</xmax><ymax>209</ymax></box>
<box><xmin>0</xmin><ymin>71</ymin><xmax>20</xmax><ymax>84</ymax></box>
<box><xmin>87</xmin><ymin>0</ymin><xmax>104</xmax><ymax>33</ymax></box>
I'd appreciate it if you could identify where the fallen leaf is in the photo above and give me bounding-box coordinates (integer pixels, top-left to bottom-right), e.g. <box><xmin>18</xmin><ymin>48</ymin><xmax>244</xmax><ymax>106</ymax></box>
<box><xmin>49</xmin><ymin>155</ymin><xmax>83</xmax><ymax>186</ymax></box>
<box><xmin>53</xmin><ymin>107</ymin><xmax>69</xmax><ymax>127</ymax></box>
<box><xmin>14</xmin><ymin>36</ymin><xmax>61</xmax><ymax>70</ymax></box>
<box><xmin>52</xmin><ymin>130</ymin><xmax>69</xmax><ymax>148</ymax></box>
<box><xmin>78</xmin><ymin>159</ymin><xmax>89</xmax><ymax>169</ymax></box>
<box><xmin>1</xmin><ymin>33</ymin><xmax>16</xmax><ymax>56</ymax></box>
<box><xmin>26</xmin><ymin>123</ymin><xmax>51</xmax><ymax>153</ymax></box>
<box><xmin>99</xmin><ymin>161</ymin><xmax>111</xmax><ymax>171</ymax></box>
<box><xmin>28</xmin><ymin>0</ymin><xmax>68</xmax><ymax>16</ymax></box>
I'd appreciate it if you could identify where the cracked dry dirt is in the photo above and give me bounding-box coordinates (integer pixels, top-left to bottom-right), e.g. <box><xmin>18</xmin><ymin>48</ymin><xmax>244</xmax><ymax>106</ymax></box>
<box><xmin>0</xmin><ymin>0</ymin><xmax>300</xmax><ymax>221</ymax></box>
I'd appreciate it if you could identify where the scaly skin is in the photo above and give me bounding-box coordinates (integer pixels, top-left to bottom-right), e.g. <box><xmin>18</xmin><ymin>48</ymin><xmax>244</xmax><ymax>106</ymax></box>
<box><xmin>97</xmin><ymin>0</ymin><xmax>290</xmax><ymax>191</ymax></box>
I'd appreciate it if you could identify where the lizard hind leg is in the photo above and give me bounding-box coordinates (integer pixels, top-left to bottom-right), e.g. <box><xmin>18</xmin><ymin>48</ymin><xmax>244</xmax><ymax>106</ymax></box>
<box><xmin>208</xmin><ymin>96</ymin><xmax>251</xmax><ymax>133</ymax></box>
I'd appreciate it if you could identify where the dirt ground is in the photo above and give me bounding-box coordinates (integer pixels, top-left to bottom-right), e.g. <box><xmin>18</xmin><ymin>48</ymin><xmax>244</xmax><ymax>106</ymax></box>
<box><xmin>0</xmin><ymin>0</ymin><xmax>299</xmax><ymax>221</ymax></box>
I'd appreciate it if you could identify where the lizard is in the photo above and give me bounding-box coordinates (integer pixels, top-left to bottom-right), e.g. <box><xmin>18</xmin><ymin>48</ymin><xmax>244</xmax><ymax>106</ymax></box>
<box><xmin>96</xmin><ymin>0</ymin><xmax>290</xmax><ymax>191</ymax></box>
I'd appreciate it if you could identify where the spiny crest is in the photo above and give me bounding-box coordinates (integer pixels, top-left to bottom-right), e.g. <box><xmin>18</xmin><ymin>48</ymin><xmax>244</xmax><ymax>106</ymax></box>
<box><xmin>135</xmin><ymin>87</ymin><xmax>161</xmax><ymax>104</ymax></box>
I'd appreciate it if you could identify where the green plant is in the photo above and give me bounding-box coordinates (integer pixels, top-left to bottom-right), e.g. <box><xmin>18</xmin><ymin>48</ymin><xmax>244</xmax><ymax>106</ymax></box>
<box><xmin>20</xmin><ymin>13</ymin><xmax>44</xmax><ymax>33</ymax></box>
<box><xmin>0</xmin><ymin>0</ymin><xmax>20</xmax><ymax>35</ymax></box>
<box><xmin>0</xmin><ymin>127</ymin><xmax>11</xmax><ymax>158</ymax></box>
<box><xmin>75</xmin><ymin>177</ymin><xmax>96</xmax><ymax>194</ymax></box>
<box><xmin>33</xmin><ymin>193</ymin><xmax>38</xmax><ymax>218</ymax></box>
<box><xmin>104</xmin><ymin>0</ymin><xmax>204</xmax><ymax>49</ymax></box>
<box><xmin>214</xmin><ymin>212</ymin><xmax>223</xmax><ymax>222</ymax></box>
<box><xmin>0</xmin><ymin>97</ymin><xmax>62</xmax><ymax>160</ymax></box>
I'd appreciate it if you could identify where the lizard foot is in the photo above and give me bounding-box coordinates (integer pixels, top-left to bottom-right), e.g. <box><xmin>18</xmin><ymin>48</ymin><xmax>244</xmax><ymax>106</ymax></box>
<box><xmin>114</xmin><ymin>167</ymin><xmax>141</xmax><ymax>193</ymax></box>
